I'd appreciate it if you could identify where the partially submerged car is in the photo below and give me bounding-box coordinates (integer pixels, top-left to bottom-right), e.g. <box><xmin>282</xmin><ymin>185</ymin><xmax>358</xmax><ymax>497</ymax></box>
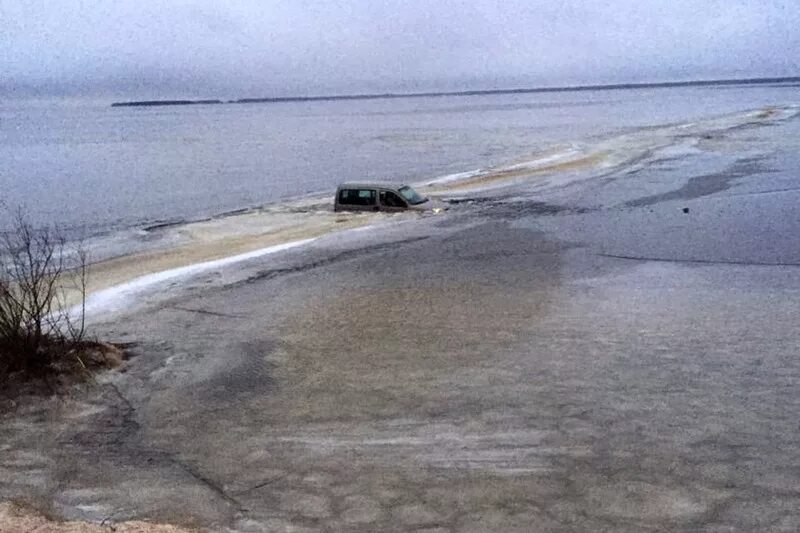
<box><xmin>334</xmin><ymin>182</ymin><xmax>439</xmax><ymax>213</ymax></box>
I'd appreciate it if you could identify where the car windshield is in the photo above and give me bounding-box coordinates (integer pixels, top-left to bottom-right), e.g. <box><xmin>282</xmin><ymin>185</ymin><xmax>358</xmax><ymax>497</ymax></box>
<box><xmin>398</xmin><ymin>186</ymin><xmax>427</xmax><ymax>205</ymax></box>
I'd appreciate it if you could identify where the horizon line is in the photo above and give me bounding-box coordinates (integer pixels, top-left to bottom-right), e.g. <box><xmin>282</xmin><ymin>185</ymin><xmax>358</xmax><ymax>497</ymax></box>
<box><xmin>110</xmin><ymin>75</ymin><xmax>800</xmax><ymax>107</ymax></box>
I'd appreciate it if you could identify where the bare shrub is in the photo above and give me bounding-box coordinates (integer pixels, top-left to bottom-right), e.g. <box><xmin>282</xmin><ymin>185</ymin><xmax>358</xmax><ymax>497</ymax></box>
<box><xmin>0</xmin><ymin>210</ymin><xmax>93</xmax><ymax>379</ymax></box>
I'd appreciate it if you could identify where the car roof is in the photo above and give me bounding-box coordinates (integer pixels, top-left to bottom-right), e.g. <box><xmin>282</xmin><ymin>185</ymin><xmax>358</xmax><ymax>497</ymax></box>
<box><xmin>337</xmin><ymin>182</ymin><xmax>407</xmax><ymax>190</ymax></box>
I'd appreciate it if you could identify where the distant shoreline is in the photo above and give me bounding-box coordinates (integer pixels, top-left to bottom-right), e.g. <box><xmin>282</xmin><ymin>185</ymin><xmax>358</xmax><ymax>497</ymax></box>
<box><xmin>111</xmin><ymin>99</ymin><xmax>224</xmax><ymax>107</ymax></box>
<box><xmin>110</xmin><ymin>76</ymin><xmax>800</xmax><ymax>108</ymax></box>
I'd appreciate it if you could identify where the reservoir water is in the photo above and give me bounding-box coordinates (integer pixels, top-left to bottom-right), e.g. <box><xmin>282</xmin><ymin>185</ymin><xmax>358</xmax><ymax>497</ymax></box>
<box><xmin>1</xmin><ymin>82</ymin><xmax>798</xmax><ymax>237</ymax></box>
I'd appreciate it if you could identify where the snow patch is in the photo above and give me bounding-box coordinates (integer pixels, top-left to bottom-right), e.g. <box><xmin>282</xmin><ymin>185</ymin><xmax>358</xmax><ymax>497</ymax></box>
<box><xmin>81</xmin><ymin>238</ymin><xmax>316</xmax><ymax>316</ymax></box>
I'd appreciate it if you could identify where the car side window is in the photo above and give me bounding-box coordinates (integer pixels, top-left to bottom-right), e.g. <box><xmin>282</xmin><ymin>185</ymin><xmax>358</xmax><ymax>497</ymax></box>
<box><xmin>379</xmin><ymin>190</ymin><xmax>407</xmax><ymax>208</ymax></box>
<box><xmin>339</xmin><ymin>189</ymin><xmax>376</xmax><ymax>206</ymax></box>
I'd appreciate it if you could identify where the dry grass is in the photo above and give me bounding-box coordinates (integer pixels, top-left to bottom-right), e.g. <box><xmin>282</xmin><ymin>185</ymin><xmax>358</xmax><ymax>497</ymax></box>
<box><xmin>0</xmin><ymin>341</ymin><xmax>126</xmax><ymax>403</ymax></box>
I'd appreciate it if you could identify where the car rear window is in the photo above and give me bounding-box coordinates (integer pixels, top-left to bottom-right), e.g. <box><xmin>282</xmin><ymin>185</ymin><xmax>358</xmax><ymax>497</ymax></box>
<box><xmin>339</xmin><ymin>189</ymin><xmax>376</xmax><ymax>206</ymax></box>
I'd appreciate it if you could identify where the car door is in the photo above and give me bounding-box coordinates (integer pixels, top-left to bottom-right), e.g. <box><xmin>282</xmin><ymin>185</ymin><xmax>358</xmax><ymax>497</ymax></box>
<box><xmin>378</xmin><ymin>189</ymin><xmax>409</xmax><ymax>212</ymax></box>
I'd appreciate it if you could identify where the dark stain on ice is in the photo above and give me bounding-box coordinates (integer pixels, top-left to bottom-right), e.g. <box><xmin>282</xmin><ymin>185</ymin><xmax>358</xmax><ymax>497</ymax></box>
<box><xmin>208</xmin><ymin>340</ymin><xmax>279</xmax><ymax>400</ymax></box>
<box><xmin>230</xmin><ymin>236</ymin><xmax>430</xmax><ymax>287</ymax></box>
<box><xmin>625</xmin><ymin>156</ymin><xmax>775</xmax><ymax>207</ymax></box>
<box><xmin>447</xmin><ymin>197</ymin><xmax>592</xmax><ymax>218</ymax></box>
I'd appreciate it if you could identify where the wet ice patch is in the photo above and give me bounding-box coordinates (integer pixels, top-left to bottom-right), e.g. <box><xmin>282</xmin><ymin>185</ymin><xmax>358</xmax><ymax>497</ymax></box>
<box><xmin>424</xmin><ymin>106</ymin><xmax>800</xmax><ymax>195</ymax></box>
<box><xmin>585</xmin><ymin>481</ymin><xmax>712</xmax><ymax>521</ymax></box>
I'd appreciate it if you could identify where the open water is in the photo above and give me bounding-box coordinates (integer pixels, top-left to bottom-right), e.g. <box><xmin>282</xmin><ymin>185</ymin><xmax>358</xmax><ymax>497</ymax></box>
<box><xmin>1</xmin><ymin>81</ymin><xmax>798</xmax><ymax>237</ymax></box>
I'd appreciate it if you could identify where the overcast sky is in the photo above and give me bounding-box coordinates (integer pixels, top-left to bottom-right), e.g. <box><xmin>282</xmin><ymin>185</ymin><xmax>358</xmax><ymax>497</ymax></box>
<box><xmin>2</xmin><ymin>0</ymin><xmax>799</xmax><ymax>99</ymax></box>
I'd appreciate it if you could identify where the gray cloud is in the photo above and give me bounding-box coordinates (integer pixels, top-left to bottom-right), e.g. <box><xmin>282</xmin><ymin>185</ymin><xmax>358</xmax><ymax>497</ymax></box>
<box><xmin>2</xmin><ymin>0</ymin><xmax>799</xmax><ymax>98</ymax></box>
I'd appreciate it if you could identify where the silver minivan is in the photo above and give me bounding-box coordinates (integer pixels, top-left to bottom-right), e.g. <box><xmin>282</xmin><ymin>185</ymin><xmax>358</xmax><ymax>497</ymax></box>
<box><xmin>334</xmin><ymin>182</ymin><xmax>432</xmax><ymax>213</ymax></box>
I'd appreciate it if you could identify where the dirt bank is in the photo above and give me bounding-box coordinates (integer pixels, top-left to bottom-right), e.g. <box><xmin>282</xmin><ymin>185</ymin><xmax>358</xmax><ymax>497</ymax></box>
<box><xmin>0</xmin><ymin>502</ymin><xmax>196</xmax><ymax>533</ymax></box>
